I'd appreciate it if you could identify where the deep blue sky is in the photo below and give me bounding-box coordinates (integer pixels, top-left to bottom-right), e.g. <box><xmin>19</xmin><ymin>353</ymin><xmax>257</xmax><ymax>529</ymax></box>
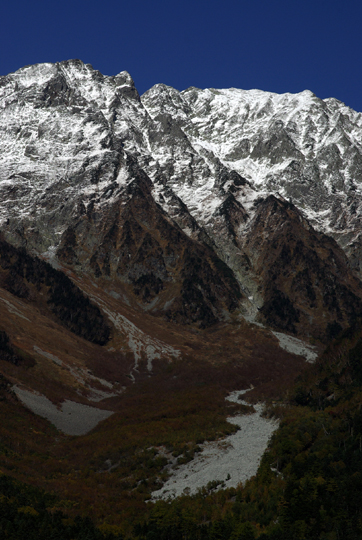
<box><xmin>1</xmin><ymin>0</ymin><xmax>362</xmax><ymax>111</ymax></box>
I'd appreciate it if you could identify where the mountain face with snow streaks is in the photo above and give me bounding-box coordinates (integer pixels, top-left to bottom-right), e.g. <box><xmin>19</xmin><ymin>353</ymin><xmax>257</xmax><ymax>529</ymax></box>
<box><xmin>1</xmin><ymin>59</ymin><xmax>362</xmax><ymax>339</ymax></box>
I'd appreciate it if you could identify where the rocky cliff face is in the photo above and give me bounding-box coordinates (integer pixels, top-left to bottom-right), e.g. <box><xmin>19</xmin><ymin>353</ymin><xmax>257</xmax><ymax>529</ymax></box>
<box><xmin>56</xmin><ymin>160</ymin><xmax>243</xmax><ymax>327</ymax></box>
<box><xmin>1</xmin><ymin>59</ymin><xmax>362</xmax><ymax>338</ymax></box>
<box><xmin>243</xmin><ymin>196</ymin><xmax>362</xmax><ymax>342</ymax></box>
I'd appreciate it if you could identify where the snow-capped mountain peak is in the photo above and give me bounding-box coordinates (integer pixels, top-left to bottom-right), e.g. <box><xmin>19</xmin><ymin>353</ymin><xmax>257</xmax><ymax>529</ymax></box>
<box><xmin>1</xmin><ymin>60</ymin><xmax>362</xmax><ymax>341</ymax></box>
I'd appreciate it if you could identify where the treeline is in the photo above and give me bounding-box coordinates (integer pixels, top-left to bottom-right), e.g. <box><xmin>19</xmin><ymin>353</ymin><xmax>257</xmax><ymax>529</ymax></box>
<box><xmin>0</xmin><ymin>474</ymin><xmax>122</xmax><ymax>540</ymax></box>
<box><xmin>134</xmin><ymin>321</ymin><xmax>362</xmax><ymax>539</ymax></box>
<box><xmin>0</xmin><ymin>236</ymin><xmax>110</xmax><ymax>345</ymax></box>
<box><xmin>3</xmin><ymin>319</ymin><xmax>362</xmax><ymax>538</ymax></box>
<box><xmin>0</xmin><ymin>331</ymin><xmax>21</xmax><ymax>365</ymax></box>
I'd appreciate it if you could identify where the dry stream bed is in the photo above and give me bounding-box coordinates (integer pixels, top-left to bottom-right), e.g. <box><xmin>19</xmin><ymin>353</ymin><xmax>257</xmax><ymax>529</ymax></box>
<box><xmin>152</xmin><ymin>390</ymin><xmax>279</xmax><ymax>499</ymax></box>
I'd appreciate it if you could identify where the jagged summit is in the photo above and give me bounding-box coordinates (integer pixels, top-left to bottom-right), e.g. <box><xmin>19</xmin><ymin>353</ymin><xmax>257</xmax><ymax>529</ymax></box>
<box><xmin>1</xmin><ymin>60</ymin><xmax>362</xmax><ymax>338</ymax></box>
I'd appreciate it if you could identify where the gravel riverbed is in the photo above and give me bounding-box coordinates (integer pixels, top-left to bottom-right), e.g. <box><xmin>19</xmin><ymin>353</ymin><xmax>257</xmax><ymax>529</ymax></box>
<box><xmin>152</xmin><ymin>390</ymin><xmax>278</xmax><ymax>499</ymax></box>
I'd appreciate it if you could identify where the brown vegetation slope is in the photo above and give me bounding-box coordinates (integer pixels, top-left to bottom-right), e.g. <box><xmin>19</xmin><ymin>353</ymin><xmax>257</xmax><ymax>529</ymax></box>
<box><xmin>243</xmin><ymin>196</ymin><xmax>362</xmax><ymax>342</ymax></box>
<box><xmin>0</xmin><ymin>259</ymin><xmax>308</xmax><ymax>530</ymax></box>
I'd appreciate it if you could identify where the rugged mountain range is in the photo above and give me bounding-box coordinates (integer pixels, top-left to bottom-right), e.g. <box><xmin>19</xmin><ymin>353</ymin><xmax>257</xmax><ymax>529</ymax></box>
<box><xmin>1</xmin><ymin>59</ymin><xmax>362</xmax><ymax>342</ymax></box>
<box><xmin>2</xmin><ymin>58</ymin><xmax>362</xmax><ymax>532</ymax></box>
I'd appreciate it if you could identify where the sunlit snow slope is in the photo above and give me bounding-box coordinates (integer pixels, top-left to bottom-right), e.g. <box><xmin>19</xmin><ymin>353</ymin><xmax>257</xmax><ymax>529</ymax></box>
<box><xmin>1</xmin><ymin>60</ymin><xmax>362</xmax><ymax>340</ymax></box>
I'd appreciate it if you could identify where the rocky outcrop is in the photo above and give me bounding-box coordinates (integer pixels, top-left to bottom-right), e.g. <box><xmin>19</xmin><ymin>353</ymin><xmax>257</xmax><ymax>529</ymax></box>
<box><xmin>56</xmin><ymin>163</ymin><xmax>243</xmax><ymax>327</ymax></box>
<box><xmin>242</xmin><ymin>196</ymin><xmax>362</xmax><ymax>341</ymax></box>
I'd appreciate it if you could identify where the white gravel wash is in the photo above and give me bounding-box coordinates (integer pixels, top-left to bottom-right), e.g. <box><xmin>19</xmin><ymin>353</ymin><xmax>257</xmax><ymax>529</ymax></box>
<box><xmin>88</xmin><ymin>293</ymin><xmax>180</xmax><ymax>381</ymax></box>
<box><xmin>13</xmin><ymin>386</ymin><xmax>113</xmax><ymax>436</ymax></box>
<box><xmin>271</xmin><ymin>331</ymin><xmax>318</xmax><ymax>362</ymax></box>
<box><xmin>152</xmin><ymin>390</ymin><xmax>278</xmax><ymax>499</ymax></box>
